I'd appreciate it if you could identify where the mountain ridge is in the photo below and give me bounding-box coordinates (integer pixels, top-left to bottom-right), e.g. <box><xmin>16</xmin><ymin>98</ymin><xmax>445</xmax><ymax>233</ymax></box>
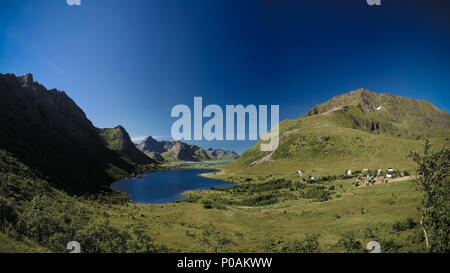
<box><xmin>226</xmin><ymin>88</ymin><xmax>449</xmax><ymax>174</ymax></box>
<box><xmin>97</xmin><ymin>125</ymin><xmax>156</xmax><ymax>165</ymax></box>
<box><xmin>0</xmin><ymin>73</ymin><xmax>155</xmax><ymax>192</ymax></box>
<box><xmin>137</xmin><ymin>137</ymin><xmax>239</xmax><ymax>162</ymax></box>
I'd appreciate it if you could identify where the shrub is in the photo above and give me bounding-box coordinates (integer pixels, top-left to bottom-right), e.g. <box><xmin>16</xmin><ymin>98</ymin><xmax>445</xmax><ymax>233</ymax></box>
<box><xmin>203</xmin><ymin>203</ymin><xmax>213</xmax><ymax>209</ymax></box>
<box><xmin>17</xmin><ymin>195</ymin><xmax>89</xmax><ymax>252</ymax></box>
<box><xmin>278</xmin><ymin>233</ymin><xmax>321</xmax><ymax>253</ymax></box>
<box><xmin>0</xmin><ymin>197</ymin><xmax>17</xmax><ymax>231</ymax></box>
<box><xmin>378</xmin><ymin>239</ymin><xmax>402</xmax><ymax>253</ymax></box>
<box><xmin>74</xmin><ymin>219</ymin><xmax>128</xmax><ymax>253</ymax></box>
<box><xmin>301</xmin><ymin>187</ymin><xmax>332</xmax><ymax>202</ymax></box>
<box><xmin>336</xmin><ymin>232</ymin><xmax>363</xmax><ymax>253</ymax></box>
<box><xmin>393</xmin><ymin>218</ymin><xmax>416</xmax><ymax>232</ymax></box>
<box><xmin>125</xmin><ymin>225</ymin><xmax>165</xmax><ymax>253</ymax></box>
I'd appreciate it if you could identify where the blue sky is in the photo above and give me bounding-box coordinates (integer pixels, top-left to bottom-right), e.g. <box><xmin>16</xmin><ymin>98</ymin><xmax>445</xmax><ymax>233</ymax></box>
<box><xmin>1</xmin><ymin>0</ymin><xmax>449</xmax><ymax>153</ymax></box>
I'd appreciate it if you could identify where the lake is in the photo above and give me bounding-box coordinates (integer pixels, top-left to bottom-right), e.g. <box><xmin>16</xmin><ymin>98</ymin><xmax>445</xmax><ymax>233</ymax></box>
<box><xmin>111</xmin><ymin>169</ymin><xmax>235</xmax><ymax>204</ymax></box>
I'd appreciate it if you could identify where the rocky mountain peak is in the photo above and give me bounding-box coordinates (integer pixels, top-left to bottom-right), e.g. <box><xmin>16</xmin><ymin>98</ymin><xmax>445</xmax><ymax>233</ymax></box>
<box><xmin>18</xmin><ymin>73</ymin><xmax>34</xmax><ymax>87</ymax></box>
<box><xmin>136</xmin><ymin>136</ymin><xmax>239</xmax><ymax>162</ymax></box>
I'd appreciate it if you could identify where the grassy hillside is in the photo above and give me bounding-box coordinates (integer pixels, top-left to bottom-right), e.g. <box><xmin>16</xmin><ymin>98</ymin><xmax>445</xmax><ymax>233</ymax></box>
<box><xmin>0</xmin><ymin>232</ymin><xmax>50</xmax><ymax>253</ymax></box>
<box><xmin>226</xmin><ymin>89</ymin><xmax>449</xmax><ymax>175</ymax></box>
<box><xmin>0</xmin><ymin>148</ymin><xmax>166</xmax><ymax>253</ymax></box>
<box><xmin>98</xmin><ymin>126</ymin><xmax>156</xmax><ymax>165</ymax></box>
<box><xmin>0</xmin><ymin>145</ymin><xmax>429</xmax><ymax>253</ymax></box>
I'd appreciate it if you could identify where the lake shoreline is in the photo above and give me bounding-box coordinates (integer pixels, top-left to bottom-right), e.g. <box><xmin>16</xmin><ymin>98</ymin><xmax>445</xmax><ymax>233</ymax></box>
<box><xmin>111</xmin><ymin>168</ymin><xmax>236</xmax><ymax>204</ymax></box>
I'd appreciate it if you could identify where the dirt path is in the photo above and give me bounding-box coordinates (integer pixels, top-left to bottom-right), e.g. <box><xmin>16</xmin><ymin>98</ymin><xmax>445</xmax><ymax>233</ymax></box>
<box><xmin>375</xmin><ymin>175</ymin><xmax>415</xmax><ymax>185</ymax></box>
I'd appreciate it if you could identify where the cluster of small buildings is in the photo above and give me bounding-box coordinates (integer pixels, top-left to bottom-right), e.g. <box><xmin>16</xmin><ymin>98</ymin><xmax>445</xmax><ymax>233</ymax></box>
<box><xmin>297</xmin><ymin>167</ymin><xmax>399</xmax><ymax>184</ymax></box>
<box><xmin>352</xmin><ymin>168</ymin><xmax>397</xmax><ymax>184</ymax></box>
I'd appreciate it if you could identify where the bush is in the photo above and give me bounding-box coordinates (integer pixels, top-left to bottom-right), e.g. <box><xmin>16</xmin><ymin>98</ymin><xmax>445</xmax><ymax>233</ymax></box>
<box><xmin>74</xmin><ymin>219</ymin><xmax>128</xmax><ymax>253</ymax></box>
<box><xmin>125</xmin><ymin>225</ymin><xmax>166</xmax><ymax>253</ymax></box>
<box><xmin>301</xmin><ymin>187</ymin><xmax>332</xmax><ymax>202</ymax></box>
<box><xmin>17</xmin><ymin>195</ymin><xmax>89</xmax><ymax>251</ymax></box>
<box><xmin>0</xmin><ymin>197</ymin><xmax>17</xmax><ymax>231</ymax></box>
<box><xmin>393</xmin><ymin>218</ymin><xmax>416</xmax><ymax>232</ymax></box>
<box><xmin>336</xmin><ymin>232</ymin><xmax>363</xmax><ymax>253</ymax></box>
<box><xmin>203</xmin><ymin>203</ymin><xmax>213</xmax><ymax>209</ymax></box>
<box><xmin>378</xmin><ymin>239</ymin><xmax>402</xmax><ymax>253</ymax></box>
<box><xmin>239</xmin><ymin>193</ymin><xmax>278</xmax><ymax>206</ymax></box>
<box><xmin>278</xmin><ymin>233</ymin><xmax>320</xmax><ymax>253</ymax></box>
<box><xmin>213</xmin><ymin>179</ymin><xmax>291</xmax><ymax>194</ymax></box>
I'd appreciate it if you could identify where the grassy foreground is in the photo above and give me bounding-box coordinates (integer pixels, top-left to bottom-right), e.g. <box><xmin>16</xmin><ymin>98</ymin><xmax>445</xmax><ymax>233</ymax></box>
<box><xmin>0</xmin><ymin>148</ymin><xmax>428</xmax><ymax>253</ymax></box>
<box><xmin>90</xmin><ymin>171</ymin><xmax>425</xmax><ymax>253</ymax></box>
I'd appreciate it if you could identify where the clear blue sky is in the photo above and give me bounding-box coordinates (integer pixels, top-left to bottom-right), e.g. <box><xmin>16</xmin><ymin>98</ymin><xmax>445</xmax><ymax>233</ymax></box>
<box><xmin>1</xmin><ymin>0</ymin><xmax>449</xmax><ymax>153</ymax></box>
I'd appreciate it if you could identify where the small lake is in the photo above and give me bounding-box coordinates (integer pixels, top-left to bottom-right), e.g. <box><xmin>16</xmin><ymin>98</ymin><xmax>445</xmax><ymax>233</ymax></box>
<box><xmin>111</xmin><ymin>169</ymin><xmax>235</xmax><ymax>204</ymax></box>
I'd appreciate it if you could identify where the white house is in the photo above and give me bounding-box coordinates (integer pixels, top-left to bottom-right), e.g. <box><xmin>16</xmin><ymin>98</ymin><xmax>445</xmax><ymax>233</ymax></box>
<box><xmin>376</xmin><ymin>106</ymin><xmax>382</xmax><ymax>111</ymax></box>
<box><xmin>388</xmin><ymin>168</ymin><xmax>394</xmax><ymax>173</ymax></box>
<box><xmin>386</xmin><ymin>173</ymin><xmax>394</xmax><ymax>178</ymax></box>
<box><xmin>377</xmin><ymin>169</ymin><xmax>382</xmax><ymax>175</ymax></box>
<box><xmin>298</xmin><ymin>170</ymin><xmax>305</xmax><ymax>176</ymax></box>
<box><xmin>347</xmin><ymin>170</ymin><xmax>352</xmax><ymax>175</ymax></box>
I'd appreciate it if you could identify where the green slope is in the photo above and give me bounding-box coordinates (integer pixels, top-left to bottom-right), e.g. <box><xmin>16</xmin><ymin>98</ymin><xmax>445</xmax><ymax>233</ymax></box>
<box><xmin>0</xmin><ymin>232</ymin><xmax>50</xmax><ymax>253</ymax></box>
<box><xmin>98</xmin><ymin>126</ymin><xmax>156</xmax><ymax>165</ymax></box>
<box><xmin>225</xmin><ymin>89</ymin><xmax>450</xmax><ymax>175</ymax></box>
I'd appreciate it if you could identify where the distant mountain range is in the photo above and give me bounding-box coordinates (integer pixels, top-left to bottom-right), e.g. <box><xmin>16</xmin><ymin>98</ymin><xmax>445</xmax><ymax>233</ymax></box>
<box><xmin>230</xmin><ymin>88</ymin><xmax>450</xmax><ymax>174</ymax></box>
<box><xmin>136</xmin><ymin>136</ymin><xmax>239</xmax><ymax>162</ymax></box>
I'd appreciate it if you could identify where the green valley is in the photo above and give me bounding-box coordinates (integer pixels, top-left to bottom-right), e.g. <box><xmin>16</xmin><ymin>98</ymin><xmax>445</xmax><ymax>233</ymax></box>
<box><xmin>0</xmin><ymin>75</ymin><xmax>448</xmax><ymax>253</ymax></box>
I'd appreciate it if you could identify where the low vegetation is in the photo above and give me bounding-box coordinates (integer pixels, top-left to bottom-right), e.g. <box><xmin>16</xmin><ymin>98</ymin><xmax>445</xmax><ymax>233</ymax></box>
<box><xmin>0</xmin><ymin>139</ymin><xmax>448</xmax><ymax>253</ymax></box>
<box><xmin>0</xmin><ymin>149</ymin><xmax>167</xmax><ymax>253</ymax></box>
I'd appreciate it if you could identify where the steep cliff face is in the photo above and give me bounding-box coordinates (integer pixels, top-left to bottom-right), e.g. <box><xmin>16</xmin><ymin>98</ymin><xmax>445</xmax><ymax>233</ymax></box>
<box><xmin>0</xmin><ymin>73</ymin><xmax>138</xmax><ymax>192</ymax></box>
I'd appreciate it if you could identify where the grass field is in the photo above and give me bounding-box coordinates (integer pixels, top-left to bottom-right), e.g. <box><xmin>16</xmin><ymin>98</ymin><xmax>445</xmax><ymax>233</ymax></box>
<box><xmin>0</xmin><ymin>147</ymin><xmax>430</xmax><ymax>253</ymax></box>
<box><xmin>0</xmin><ymin>232</ymin><xmax>50</xmax><ymax>253</ymax></box>
<box><xmin>85</xmin><ymin>171</ymin><xmax>425</xmax><ymax>253</ymax></box>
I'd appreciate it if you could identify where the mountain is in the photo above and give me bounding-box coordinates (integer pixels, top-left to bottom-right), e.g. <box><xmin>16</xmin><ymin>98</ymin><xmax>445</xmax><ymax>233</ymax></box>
<box><xmin>136</xmin><ymin>135</ymin><xmax>167</xmax><ymax>153</ymax></box>
<box><xmin>97</xmin><ymin>126</ymin><xmax>156</xmax><ymax>165</ymax></box>
<box><xmin>0</xmin><ymin>73</ymin><xmax>149</xmax><ymax>192</ymax></box>
<box><xmin>227</xmin><ymin>89</ymin><xmax>450</xmax><ymax>174</ymax></box>
<box><xmin>137</xmin><ymin>136</ymin><xmax>239</xmax><ymax>162</ymax></box>
<box><xmin>307</xmin><ymin>89</ymin><xmax>449</xmax><ymax>138</ymax></box>
<box><xmin>205</xmin><ymin>148</ymin><xmax>239</xmax><ymax>161</ymax></box>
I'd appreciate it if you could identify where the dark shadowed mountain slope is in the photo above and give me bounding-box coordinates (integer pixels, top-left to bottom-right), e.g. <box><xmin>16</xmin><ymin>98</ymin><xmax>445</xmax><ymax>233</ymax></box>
<box><xmin>97</xmin><ymin>126</ymin><xmax>156</xmax><ymax>165</ymax></box>
<box><xmin>0</xmin><ymin>73</ymin><xmax>141</xmax><ymax>192</ymax></box>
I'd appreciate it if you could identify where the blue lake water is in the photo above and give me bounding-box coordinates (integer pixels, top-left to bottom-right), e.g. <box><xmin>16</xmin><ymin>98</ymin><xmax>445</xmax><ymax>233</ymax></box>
<box><xmin>111</xmin><ymin>169</ymin><xmax>235</xmax><ymax>204</ymax></box>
